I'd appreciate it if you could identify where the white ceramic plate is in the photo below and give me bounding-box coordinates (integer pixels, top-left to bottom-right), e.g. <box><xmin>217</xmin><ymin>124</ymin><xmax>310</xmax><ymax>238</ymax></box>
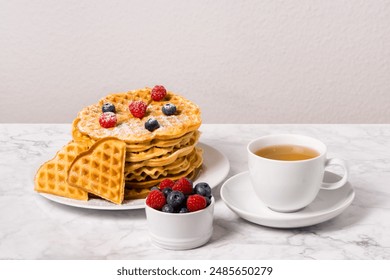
<box><xmin>220</xmin><ymin>171</ymin><xmax>355</xmax><ymax>228</ymax></box>
<box><xmin>38</xmin><ymin>142</ymin><xmax>230</xmax><ymax>210</ymax></box>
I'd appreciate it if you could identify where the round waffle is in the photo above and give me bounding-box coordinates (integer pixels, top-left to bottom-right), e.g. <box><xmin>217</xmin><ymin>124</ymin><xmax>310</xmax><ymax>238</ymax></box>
<box><xmin>125</xmin><ymin>148</ymin><xmax>199</xmax><ymax>180</ymax></box>
<box><xmin>125</xmin><ymin>147</ymin><xmax>203</xmax><ymax>188</ymax></box>
<box><xmin>72</xmin><ymin>87</ymin><xmax>203</xmax><ymax>200</ymax></box>
<box><xmin>124</xmin><ymin>145</ymin><xmax>195</xmax><ymax>173</ymax></box>
<box><xmin>76</xmin><ymin>88</ymin><xmax>201</xmax><ymax>144</ymax></box>
<box><xmin>124</xmin><ymin>131</ymin><xmax>200</xmax><ymax>162</ymax></box>
<box><xmin>73</xmin><ymin>118</ymin><xmax>200</xmax><ymax>153</ymax></box>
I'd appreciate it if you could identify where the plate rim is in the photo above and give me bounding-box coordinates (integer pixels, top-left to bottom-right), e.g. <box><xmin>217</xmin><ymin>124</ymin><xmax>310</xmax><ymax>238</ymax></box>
<box><xmin>37</xmin><ymin>142</ymin><xmax>230</xmax><ymax>210</ymax></box>
<box><xmin>220</xmin><ymin>170</ymin><xmax>355</xmax><ymax>228</ymax></box>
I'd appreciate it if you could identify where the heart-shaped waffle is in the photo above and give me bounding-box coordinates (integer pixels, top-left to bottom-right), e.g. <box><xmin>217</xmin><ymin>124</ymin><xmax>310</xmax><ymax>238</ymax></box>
<box><xmin>67</xmin><ymin>137</ymin><xmax>126</xmax><ymax>204</ymax></box>
<box><xmin>34</xmin><ymin>141</ymin><xmax>89</xmax><ymax>200</ymax></box>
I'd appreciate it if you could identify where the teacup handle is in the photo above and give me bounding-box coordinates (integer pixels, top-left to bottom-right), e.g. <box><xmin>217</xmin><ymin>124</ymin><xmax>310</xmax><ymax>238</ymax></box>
<box><xmin>321</xmin><ymin>158</ymin><xmax>349</xmax><ymax>190</ymax></box>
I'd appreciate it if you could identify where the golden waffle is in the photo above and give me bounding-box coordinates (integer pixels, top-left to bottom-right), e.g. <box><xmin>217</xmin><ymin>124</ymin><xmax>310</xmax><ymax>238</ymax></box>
<box><xmin>125</xmin><ymin>149</ymin><xmax>197</xmax><ymax>181</ymax></box>
<box><xmin>125</xmin><ymin>147</ymin><xmax>203</xmax><ymax>188</ymax></box>
<box><xmin>124</xmin><ymin>145</ymin><xmax>195</xmax><ymax>173</ymax></box>
<box><xmin>125</xmin><ymin>130</ymin><xmax>199</xmax><ymax>152</ymax></box>
<box><xmin>125</xmin><ymin>152</ymin><xmax>195</xmax><ymax>182</ymax></box>
<box><xmin>125</xmin><ymin>164</ymin><xmax>202</xmax><ymax>190</ymax></box>
<box><xmin>34</xmin><ymin>141</ymin><xmax>89</xmax><ymax>200</ymax></box>
<box><xmin>72</xmin><ymin>119</ymin><xmax>200</xmax><ymax>153</ymax></box>
<box><xmin>125</xmin><ymin>130</ymin><xmax>200</xmax><ymax>162</ymax></box>
<box><xmin>123</xmin><ymin>162</ymin><xmax>201</xmax><ymax>199</ymax></box>
<box><xmin>124</xmin><ymin>188</ymin><xmax>150</xmax><ymax>200</ymax></box>
<box><xmin>67</xmin><ymin>137</ymin><xmax>126</xmax><ymax>204</ymax></box>
<box><xmin>76</xmin><ymin>88</ymin><xmax>201</xmax><ymax>144</ymax></box>
<box><xmin>72</xmin><ymin>118</ymin><xmax>94</xmax><ymax>148</ymax></box>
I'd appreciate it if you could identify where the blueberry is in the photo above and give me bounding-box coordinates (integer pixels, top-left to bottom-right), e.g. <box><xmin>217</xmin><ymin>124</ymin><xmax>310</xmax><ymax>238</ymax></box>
<box><xmin>179</xmin><ymin>207</ymin><xmax>189</xmax><ymax>213</ymax></box>
<box><xmin>162</xmin><ymin>187</ymin><xmax>172</xmax><ymax>198</ymax></box>
<box><xmin>150</xmin><ymin>186</ymin><xmax>160</xmax><ymax>191</ymax></box>
<box><xmin>194</xmin><ymin>182</ymin><xmax>212</xmax><ymax>198</ymax></box>
<box><xmin>102</xmin><ymin>102</ymin><xmax>116</xmax><ymax>113</ymax></box>
<box><xmin>205</xmin><ymin>196</ymin><xmax>211</xmax><ymax>206</ymax></box>
<box><xmin>167</xmin><ymin>190</ymin><xmax>186</xmax><ymax>209</ymax></box>
<box><xmin>145</xmin><ymin>118</ymin><xmax>160</xmax><ymax>132</ymax></box>
<box><xmin>162</xmin><ymin>103</ymin><xmax>177</xmax><ymax>116</ymax></box>
<box><xmin>162</xmin><ymin>204</ymin><xmax>174</xmax><ymax>213</ymax></box>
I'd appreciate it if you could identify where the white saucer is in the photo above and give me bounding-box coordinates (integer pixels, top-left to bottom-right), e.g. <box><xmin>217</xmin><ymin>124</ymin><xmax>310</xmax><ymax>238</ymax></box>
<box><xmin>37</xmin><ymin>142</ymin><xmax>230</xmax><ymax>210</ymax></box>
<box><xmin>220</xmin><ymin>171</ymin><xmax>355</xmax><ymax>228</ymax></box>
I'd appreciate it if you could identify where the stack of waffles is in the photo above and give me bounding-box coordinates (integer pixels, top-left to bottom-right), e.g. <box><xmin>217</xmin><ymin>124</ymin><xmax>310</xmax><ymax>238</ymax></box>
<box><xmin>34</xmin><ymin>87</ymin><xmax>203</xmax><ymax>204</ymax></box>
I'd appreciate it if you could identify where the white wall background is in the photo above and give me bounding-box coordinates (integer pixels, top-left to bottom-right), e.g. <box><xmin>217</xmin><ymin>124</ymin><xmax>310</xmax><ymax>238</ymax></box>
<box><xmin>1</xmin><ymin>0</ymin><xmax>389</xmax><ymax>123</ymax></box>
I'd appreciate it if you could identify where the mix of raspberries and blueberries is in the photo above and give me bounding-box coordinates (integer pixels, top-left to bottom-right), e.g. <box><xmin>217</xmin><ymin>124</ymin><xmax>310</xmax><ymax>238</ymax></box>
<box><xmin>99</xmin><ymin>85</ymin><xmax>177</xmax><ymax>131</ymax></box>
<box><xmin>146</xmin><ymin>177</ymin><xmax>213</xmax><ymax>213</ymax></box>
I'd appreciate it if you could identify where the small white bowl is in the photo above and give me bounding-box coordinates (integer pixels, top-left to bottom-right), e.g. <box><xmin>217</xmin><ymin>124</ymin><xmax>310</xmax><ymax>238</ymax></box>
<box><xmin>145</xmin><ymin>198</ymin><xmax>214</xmax><ymax>250</ymax></box>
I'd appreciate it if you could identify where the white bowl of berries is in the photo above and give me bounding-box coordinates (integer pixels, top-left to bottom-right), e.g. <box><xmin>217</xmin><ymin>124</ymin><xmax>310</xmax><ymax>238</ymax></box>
<box><xmin>145</xmin><ymin>177</ymin><xmax>214</xmax><ymax>250</ymax></box>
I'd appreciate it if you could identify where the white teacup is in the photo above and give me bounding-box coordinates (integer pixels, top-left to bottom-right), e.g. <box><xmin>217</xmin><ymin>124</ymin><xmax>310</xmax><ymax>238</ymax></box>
<box><xmin>247</xmin><ymin>134</ymin><xmax>349</xmax><ymax>213</ymax></box>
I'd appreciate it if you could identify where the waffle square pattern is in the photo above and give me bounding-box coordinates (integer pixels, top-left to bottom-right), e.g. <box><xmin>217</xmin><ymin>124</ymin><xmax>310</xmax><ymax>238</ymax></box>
<box><xmin>67</xmin><ymin>138</ymin><xmax>126</xmax><ymax>204</ymax></box>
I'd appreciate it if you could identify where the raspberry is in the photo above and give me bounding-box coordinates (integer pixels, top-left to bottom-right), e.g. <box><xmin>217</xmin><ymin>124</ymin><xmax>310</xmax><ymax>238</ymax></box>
<box><xmin>186</xmin><ymin>194</ymin><xmax>207</xmax><ymax>212</ymax></box>
<box><xmin>129</xmin><ymin>100</ymin><xmax>147</xmax><ymax>119</ymax></box>
<box><xmin>146</xmin><ymin>190</ymin><xmax>166</xmax><ymax>210</ymax></box>
<box><xmin>159</xmin><ymin>179</ymin><xmax>175</xmax><ymax>190</ymax></box>
<box><xmin>172</xmin><ymin>177</ymin><xmax>193</xmax><ymax>195</ymax></box>
<box><xmin>151</xmin><ymin>85</ymin><xmax>167</xmax><ymax>101</ymax></box>
<box><xmin>99</xmin><ymin>112</ymin><xmax>117</xmax><ymax>128</ymax></box>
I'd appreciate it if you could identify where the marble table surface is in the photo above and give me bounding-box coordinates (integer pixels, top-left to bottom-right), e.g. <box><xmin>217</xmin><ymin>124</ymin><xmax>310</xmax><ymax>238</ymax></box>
<box><xmin>0</xmin><ymin>124</ymin><xmax>389</xmax><ymax>260</ymax></box>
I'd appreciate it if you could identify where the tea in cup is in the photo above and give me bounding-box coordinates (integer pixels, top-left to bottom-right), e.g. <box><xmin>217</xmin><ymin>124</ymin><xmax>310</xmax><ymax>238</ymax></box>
<box><xmin>247</xmin><ymin>134</ymin><xmax>349</xmax><ymax>213</ymax></box>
